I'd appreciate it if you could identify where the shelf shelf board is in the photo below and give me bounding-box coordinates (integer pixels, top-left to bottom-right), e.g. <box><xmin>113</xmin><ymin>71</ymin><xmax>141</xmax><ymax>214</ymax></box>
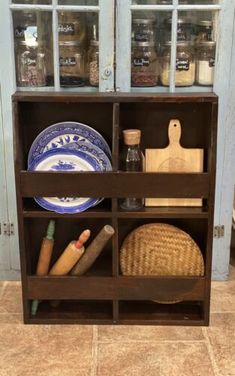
<box><xmin>23</xmin><ymin>208</ymin><xmax>112</xmax><ymax>218</ymax></box>
<box><xmin>116</xmin><ymin>206</ymin><xmax>209</xmax><ymax>219</ymax></box>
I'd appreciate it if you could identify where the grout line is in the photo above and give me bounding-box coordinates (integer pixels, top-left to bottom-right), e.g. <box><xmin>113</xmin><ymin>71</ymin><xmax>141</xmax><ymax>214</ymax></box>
<box><xmin>96</xmin><ymin>339</ymin><xmax>207</xmax><ymax>344</ymax></box>
<box><xmin>90</xmin><ymin>325</ymin><xmax>98</xmax><ymax>376</ymax></box>
<box><xmin>0</xmin><ymin>281</ymin><xmax>7</xmax><ymax>298</ymax></box>
<box><xmin>202</xmin><ymin>327</ymin><xmax>220</xmax><ymax>376</ymax></box>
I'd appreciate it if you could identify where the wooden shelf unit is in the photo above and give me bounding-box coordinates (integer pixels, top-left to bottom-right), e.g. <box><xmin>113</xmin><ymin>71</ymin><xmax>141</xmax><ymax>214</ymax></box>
<box><xmin>13</xmin><ymin>92</ymin><xmax>218</xmax><ymax>325</ymax></box>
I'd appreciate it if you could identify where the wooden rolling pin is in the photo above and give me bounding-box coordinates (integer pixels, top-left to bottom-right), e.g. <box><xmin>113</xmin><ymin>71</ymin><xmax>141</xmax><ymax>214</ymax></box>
<box><xmin>31</xmin><ymin>219</ymin><xmax>55</xmax><ymax>315</ymax></box>
<box><xmin>49</xmin><ymin>229</ymin><xmax>91</xmax><ymax>276</ymax></box>
<box><xmin>70</xmin><ymin>225</ymin><xmax>115</xmax><ymax>275</ymax></box>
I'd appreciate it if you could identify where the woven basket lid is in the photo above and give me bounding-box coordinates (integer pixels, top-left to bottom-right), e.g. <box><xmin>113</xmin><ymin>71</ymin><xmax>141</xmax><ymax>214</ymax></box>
<box><xmin>120</xmin><ymin>223</ymin><xmax>204</xmax><ymax>304</ymax></box>
<box><xmin>120</xmin><ymin>223</ymin><xmax>204</xmax><ymax>277</ymax></box>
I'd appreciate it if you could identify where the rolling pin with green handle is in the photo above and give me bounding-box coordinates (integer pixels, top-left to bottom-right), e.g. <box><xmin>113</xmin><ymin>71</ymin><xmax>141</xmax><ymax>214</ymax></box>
<box><xmin>49</xmin><ymin>229</ymin><xmax>91</xmax><ymax>276</ymax></box>
<box><xmin>31</xmin><ymin>219</ymin><xmax>55</xmax><ymax>316</ymax></box>
<box><xmin>70</xmin><ymin>225</ymin><xmax>115</xmax><ymax>276</ymax></box>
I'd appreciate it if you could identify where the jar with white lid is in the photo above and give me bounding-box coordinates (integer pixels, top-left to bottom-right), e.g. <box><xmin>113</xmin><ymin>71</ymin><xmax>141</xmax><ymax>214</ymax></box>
<box><xmin>160</xmin><ymin>41</ymin><xmax>195</xmax><ymax>87</ymax></box>
<box><xmin>196</xmin><ymin>41</ymin><xmax>216</xmax><ymax>86</ymax></box>
<box><xmin>59</xmin><ymin>41</ymin><xmax>85</xmax><ymax>87</ymax></box>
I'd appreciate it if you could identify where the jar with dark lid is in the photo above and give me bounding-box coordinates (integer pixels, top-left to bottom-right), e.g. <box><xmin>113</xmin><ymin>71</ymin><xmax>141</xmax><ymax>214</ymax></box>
<box><xmin>196</xmin><ymin>41</ymin><xmax>216</xmax><ymax>86</ymax></box>
<box><xmin>165</xmin><ymin>16</ymin><xmax>193</xmax><ymax>42</ymax></box>
<box><xmin>131</xmin><ymin>41</ymin><xmax>158</xmax><ymax>87</ymax></box>
<box><xmin>59</xmin><ymin>41</ymin><xmax>85</xmax><ymax>87</ymax></box>
<box><xmin>88</xmin><ymin>40</ymin><xmax>99</xmax><ymax>86</ymax></box>
<box><xmin>132</xmin><ymin>18</ymin><xmax>155</xmax><ymax>43</ymax></box>
<box><xmin>58</xmin><ymin>12</ymin><xmax>86</xmax><ymax>43</ymax></box>
<box><xmin>195</xmin><ymin>20</ymin><xmax>213</xmax><ymax>42</ymax></box>
<box><xmin>17</xmin><ymin>41</ymin><xmax>46</xmax><ymax>87</ymax></box>
<box><xmin>160</xmin><ymin>41</ymin><xmax>195</xmax><ymax>87</ymax></box>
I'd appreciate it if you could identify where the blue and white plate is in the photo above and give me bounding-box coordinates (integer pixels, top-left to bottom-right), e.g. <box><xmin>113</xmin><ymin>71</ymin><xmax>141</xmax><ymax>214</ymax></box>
<box><xmin>28</xmin><ymin>121</ymin><xmax>112</xmax><ymax>166</ymax></box>
<box><xmin>28</xmin><ymin>148</ymin><xmax>101</xmax><ymax>214</ymax></box>
<box><xmin>62</xmin><ymin>141</ymin><xmax>112</xmax><ymax>171</ymax></box>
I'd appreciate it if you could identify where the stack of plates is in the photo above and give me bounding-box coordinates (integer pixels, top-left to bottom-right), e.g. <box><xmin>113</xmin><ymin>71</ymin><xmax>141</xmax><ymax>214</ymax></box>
<box><xmin>28</xmin><ymin>121</ymin><xmax>112</xmax><ymax>214</ymax></box>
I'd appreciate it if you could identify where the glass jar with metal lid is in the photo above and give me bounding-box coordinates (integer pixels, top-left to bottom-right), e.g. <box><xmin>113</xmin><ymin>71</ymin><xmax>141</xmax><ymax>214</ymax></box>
<box><xmin>88</xmin><ymin>40</ymin><xmax>99</xmax><ymax>87</ymax></box>
<box><xmin>59</xmin><ymin>41</ymin><xmax>86</xmax><ymax>87</ymax></box>
<box><xmin>195</xmin><ymin>20</ymin><xmax>213</xmax><ymax>43</ymax></box>
<box><xmin>132</xmin><ymin>18</ymin><xmax>155</xmax><ymax>43</ymax></box>
<box><xmin>17</xmin><ymin>41</ymin><xmax>46</xmax><ymax>87</ymax></box>
<box><xmin>196</xmin><ymin>41</ymin><xmax>216</xmax><ymax>86</ymax></box>
<box><xmin>160</xmin><ymin>41</ymin><xmax>195</xmax><ymax>87</ymax></box>
<box><xmin>58</xmin><ymin>12</ymin><xmax>86</xmax><ymax>43</ymax></box>
<box><xmin>165</xmin><ymin>16</ymin><xmax>193</xmax><ymax>42</ymax></box>
<box><xmin>131</xmin><ymin>41</ymin><xmax>158</xmax><ymax>87</ymax></box>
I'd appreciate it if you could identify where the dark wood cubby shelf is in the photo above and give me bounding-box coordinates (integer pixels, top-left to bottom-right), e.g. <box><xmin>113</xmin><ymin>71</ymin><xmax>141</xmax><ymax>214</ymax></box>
<box><xmin>13</xmin><ymin>92</ymin><xmax>218</xmax><ymax>325</ymax></box>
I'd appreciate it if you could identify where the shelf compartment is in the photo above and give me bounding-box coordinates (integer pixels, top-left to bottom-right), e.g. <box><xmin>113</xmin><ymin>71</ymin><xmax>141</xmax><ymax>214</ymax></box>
<box><xmin>24</xmin><ymin>218</ymin><xmax>113</xmax><ymax>276</ymax></box>
<box><xmin>20</xmin><ymin>171</ymin><xmax>210</xmax><ymax>198</ymax></box>
<box><xmin>22</xmin><ymin>198</ymin><xmax>112</xmax><ymax>218</ymax></box>
<box><xmin>116</xmin><ymin>206</ymin><xmax>209</xmax><ymax>219</ymax></box>
<box><xmin>27</xmin><ymin>276</ymin><xmax>205</xmax><ymax>302</ymax></box>
<box><xmin>28</xmin><ymin>300</ymin><xmax>113</xmax><ymax>325</ymax></box>
<box><xmin>118</xmin><ymin>301</ymin><xmax>205</xmax><ymax>326</ymax></box>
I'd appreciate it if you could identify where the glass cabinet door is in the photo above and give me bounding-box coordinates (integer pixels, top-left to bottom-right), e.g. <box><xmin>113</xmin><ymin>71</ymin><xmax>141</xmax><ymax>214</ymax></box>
<box><xmin>116</xmin><ymin>0</ymin><xmax>221</xmax><ymax>92</ymax></box>
<box><xmin>10</xmin><ymin>0</ymin><xmax>114</xmax><ymax>92</ymax></box>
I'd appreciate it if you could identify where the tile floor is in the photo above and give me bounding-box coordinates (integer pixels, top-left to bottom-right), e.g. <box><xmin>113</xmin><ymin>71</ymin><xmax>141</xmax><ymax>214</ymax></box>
<box><xmin>0</xmin><ymin>266</ymin><xmax>234</xmax><ymax>376</ymax></box>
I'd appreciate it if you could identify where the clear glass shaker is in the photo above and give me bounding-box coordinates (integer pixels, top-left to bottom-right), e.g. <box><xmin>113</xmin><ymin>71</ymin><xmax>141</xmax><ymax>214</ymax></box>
<box><xmin>120</xmin><ymin>129</ymin><xmax>144</xmax><ymax>211</ymax></box>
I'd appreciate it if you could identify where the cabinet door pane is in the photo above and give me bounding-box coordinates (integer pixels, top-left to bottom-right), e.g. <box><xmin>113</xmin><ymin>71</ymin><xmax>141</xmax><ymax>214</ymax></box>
<box><xmin>132</xmin><ymin>1</ymin><xmax>172</xmax><ymax>4</ymax></box>
<box><xmin>179</xmin><ymin>1</ymin><xmax>219</xmax><ymax>4</ymax></box>
<box><xmin>58</xmin><ymin>0</ymin><xmax>98</xmax><ymax>5</ymax></box>
<box><xmin>131</xmin><ymin>10</ymin><xmax>171</xmax><ymax>88</ymax></box>
<box><xmin>13</xmin><ymin>10</ymin><xmax>54</xmax><ymax>87</ymax></box>
<box><xmin>58</xmin><ymin>11</ymin><xmax>99</xmax><ymax>88</ymax></box>
<box><xmin>12</xmin><ymin>1</ymin><xmax>52</xmax><ymax>4</ymax></box>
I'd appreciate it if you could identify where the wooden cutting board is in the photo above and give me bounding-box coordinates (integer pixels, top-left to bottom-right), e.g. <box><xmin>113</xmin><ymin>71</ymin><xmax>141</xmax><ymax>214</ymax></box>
<box><xmin>145</xmin><ymin>119</ymin><xmax>204</xmax><ymax>207</ymax></box>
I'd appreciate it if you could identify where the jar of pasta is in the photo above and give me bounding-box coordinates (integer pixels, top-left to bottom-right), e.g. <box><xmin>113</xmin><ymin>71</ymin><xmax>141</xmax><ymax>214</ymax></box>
<box><xmin>131</xmin><ymin>41</ymin><xmax>158</xmax><ymax>87</ymax></box>
<box><xmin>160</xmin><ymin>41</ymin><xmax>195</xmax><ymax>87</ymax></box>
<box><xmin>196</xmin><ymin>41</ymin><xmax>215</xmax><ymax>86</ymax></box>
<box><xmin>59</xmin><ymin>41</ymin><xmax>86</xmax><ymax>87</ymax></box>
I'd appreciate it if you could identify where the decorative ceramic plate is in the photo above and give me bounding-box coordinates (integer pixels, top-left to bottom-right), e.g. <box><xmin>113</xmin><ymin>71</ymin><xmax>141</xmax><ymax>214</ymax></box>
<box><xmin>28</xmin><ymin>121</ymin><xmax>112</xmax><ymax>166</ymax></box>
<box><xmin>64</xmin><ymin>141</ymin><xmax>112</xmax><ymax>171</ymax></box>
<box><xmin>28</xmin><ymin>148</ymin><xmax>101</xmax><ymax>213</ymax></box>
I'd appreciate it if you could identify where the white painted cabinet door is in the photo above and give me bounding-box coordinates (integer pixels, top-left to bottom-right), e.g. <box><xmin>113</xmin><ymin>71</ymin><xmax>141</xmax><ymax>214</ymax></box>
<box><xmin>0</xmin><ymin>89</ymin><xmax>11</xmax><ymax>274</ymax></box>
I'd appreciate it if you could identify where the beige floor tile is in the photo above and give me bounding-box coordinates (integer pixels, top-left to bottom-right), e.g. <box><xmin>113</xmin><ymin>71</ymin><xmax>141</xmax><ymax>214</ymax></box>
<box><xmin>98</xmin><ymin>325</ymin><xmax>204</xmax><ymax>342</ymax></box>
<box><xmin>0</xmin><ymin>282</ymin><xmax>22</xmax><ymax>314</ymax></box>
<box><xmin>0</xmin><ymin>313</ymin><xmax>22</xmax><ymax>324</ymax></box>
<box><xmin>211</xmin><ymin>280</ymin><xmax>235</xmax><ymax>313</ymax></box>
<box><xmin>206</xmin><ymin>313</ymin><xmax>235</xmax><ymax>376</ymax></box>
<box><xmin>0</xmin><ymin>323</ymin><xmax>94</xmax><ymax>376</ymax></box>
<box><xmin>97</xmin><ymin>342</ymin><xmax>214</xmax><ymax>376</ymax></box>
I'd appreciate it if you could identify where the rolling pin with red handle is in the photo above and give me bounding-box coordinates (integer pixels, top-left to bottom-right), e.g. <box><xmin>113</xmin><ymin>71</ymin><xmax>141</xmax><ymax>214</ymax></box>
<box><xmin>49</xmin><ymin>229</ymin><xmax>91</xmax><ymax>275</ymax></box>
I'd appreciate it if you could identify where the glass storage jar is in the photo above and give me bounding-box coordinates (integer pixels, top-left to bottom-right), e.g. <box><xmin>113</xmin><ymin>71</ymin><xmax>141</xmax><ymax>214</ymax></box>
<box><xmin>160</xmin><ymin>41</ymin><xmax>195</xmax><ymax>87</ymax></box>
<box><xmin>59</xmin><ymin>41</ymin><xmax>86</xmax><ymax>87</ymax></box>
<box><xmin>195</xmin><ymin>20</ymin><xmax>213</xmax><ymax>43</ymax></box>
<box><xmin>131</xmin><ymin>41</ymin><xmax>158</xmax><ymax>87</ymax></box>
<box><xmin>196</xmin><ymin>41</ymin><xmax>215</xmax><ymax>86</ymax></box>
<box><xmin>13</xmin><ymin>10</ymin><xmax>37</xmax><ymax>42</ymax></box>
<box><xmin>17</xmin><ymin>41</ymin><xmax>46</xmax><ymax>87</ymax></box>
<box><xmin>88</xmin><ymin>40</ymin><xmax>99</xmax><ymax>86</ymax></box>
<box><xmin>132</xmin><ymin>18</ymin><xmax>155</xmax><ymax>43</ymax></box>
<box><xmin>58</xmin><ymin>12</ymin><xmax>86</xmax><ymax>43</ymax></box>
<box><xmin>165</xmin><ymin>17</ymin><xmax>193</xmax><ymax>42</ymax></box>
